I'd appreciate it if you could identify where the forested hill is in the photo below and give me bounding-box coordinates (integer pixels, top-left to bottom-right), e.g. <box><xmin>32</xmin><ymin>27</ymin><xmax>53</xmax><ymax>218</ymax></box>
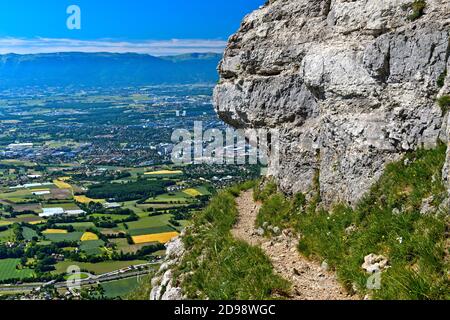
<box><xmin>0</xmin><ymin>52</ymin><xmax>222</xmax><ymax>88</ymax></box>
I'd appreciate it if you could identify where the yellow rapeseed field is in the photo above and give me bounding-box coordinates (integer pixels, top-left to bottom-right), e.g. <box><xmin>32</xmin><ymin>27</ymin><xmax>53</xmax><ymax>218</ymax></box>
<box><xmin>43</xmin><ymin>229</ymin><xmax>68</xmax><ymax>234</ymax></box>
<box><xmin>144</xmin><ymin>170</ymin><xmax>183</xmax><ymax>175</ymax></box>
<box><xmin>30</xmin><ymin>220</ymin><xmax>45</xmax><ymax>225</ymax></box>
<box><xmin>183</xmin><ymin>188</ymin><xmax>202</xmax><ymax>197</ymax></box>
<box><xmin>53</xmin><ymin>179</ymin><xmax>72</xmax><ymax>189</ymax></box>
<box><xmin>74</xmin><ymin>195</ymin><xmax>104</xmax><ymax>204</ymax></box>
<box><xmin>132</xmin><ymin>232</ymin><xmax>179</xmax><ymax>244</ymax></box>
<box><xmin>81</xmin><ymin>232</ymin><xmax>99</xmax><ymax>241</ymax></box>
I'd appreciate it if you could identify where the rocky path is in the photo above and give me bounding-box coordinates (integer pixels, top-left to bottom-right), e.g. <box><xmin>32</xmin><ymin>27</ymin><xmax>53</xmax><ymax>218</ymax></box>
<box><xmin>232</xmin><ymin>190</ymin><xmax>354</xmax><ymax>300</ymax></box>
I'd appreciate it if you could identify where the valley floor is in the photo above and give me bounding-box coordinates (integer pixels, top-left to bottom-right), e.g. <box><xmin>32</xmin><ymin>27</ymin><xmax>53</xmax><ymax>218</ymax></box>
<box><xmin>233</xmin><ymin>190</ymin><xmax>354</xmax><ymax>300</ymax></box>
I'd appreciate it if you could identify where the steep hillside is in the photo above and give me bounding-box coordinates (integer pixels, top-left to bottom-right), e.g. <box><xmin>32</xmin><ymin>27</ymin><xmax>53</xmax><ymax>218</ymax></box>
<box><xmin>214</xmin><ymin>0</ymin><xmax>450</xmax><ymax>205</ymax></box>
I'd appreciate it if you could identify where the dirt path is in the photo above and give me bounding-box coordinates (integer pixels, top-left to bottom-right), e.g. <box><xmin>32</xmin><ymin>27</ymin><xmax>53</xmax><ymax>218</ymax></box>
<box><xmin>232</xmin><ymin>190</ymin><xmax>354</xmax><ymax>300</ymax></box>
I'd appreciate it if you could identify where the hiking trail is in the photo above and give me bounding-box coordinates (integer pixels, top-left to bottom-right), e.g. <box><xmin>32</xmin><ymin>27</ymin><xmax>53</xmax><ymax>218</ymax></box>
<box><xmin>232</xmin><ymin>190</ymin><xmax>355</xmax><ymax>300</ymax></box>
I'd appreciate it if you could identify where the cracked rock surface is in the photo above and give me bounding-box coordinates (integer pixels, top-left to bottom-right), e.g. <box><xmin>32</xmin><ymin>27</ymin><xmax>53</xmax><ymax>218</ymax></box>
<box><xmin>214</xmin><ymin>0</ymin><xmax>450</xmax><ymax>205</ymax></box>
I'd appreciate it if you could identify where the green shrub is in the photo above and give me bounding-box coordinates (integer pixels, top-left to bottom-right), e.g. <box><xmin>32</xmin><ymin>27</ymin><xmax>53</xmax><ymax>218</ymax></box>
<box><xmin>256</xmin><ymin>193</ymin><xmax>290</xmax><ymax>229</ymax></box>
<box><xmin>407</xmin><ymin>0</ymin><xmax>427</xmax><ymax>21</ymax></box>
<box><xmin>437</xmin><ymin>95</ymin><xmax>450</xmax><ymax>114</ymax></box>
<box><xmin>437</xmin><ymin>70</ymin><xmax>447</xmax><ymax>88</ymax></box>
<box><xmin>253</xmin><ymin>179</ymin><xmax>277</xmax><ymax>202</ymax></box>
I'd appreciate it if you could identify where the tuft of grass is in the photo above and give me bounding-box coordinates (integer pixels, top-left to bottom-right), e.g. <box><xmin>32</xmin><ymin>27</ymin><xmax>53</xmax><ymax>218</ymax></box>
<box><xmin>407</xmin><ymin>0</ymin><xmax>427</xmax><ymax>21</ymax></box>
<box><xmin>175</xmin><ymin>182</ymin><xmax>289</xmax><ymax>300</ymax></box>
<box><xmin>437</xmin><ymin>95</ymin><xmax>450</xmax><ymax>114</ymax></box>
<box><xmin>256</xmin><ymin>192</ymin><xmax>306</xmax><ymax>233</ymax></box>
<box><xmin>437</xmin><ymin>70</ymin><xmax>447</xmax><ymax>88</ymax></box>
<box><xmin>253</xmin><ymin>179</ymin><xmax>277</xmax><ymax>202</ymax></box>
<box><xmin>256</xmin><ymin>144</ymin><xmax>449</xmax><ymax>300</ymax></box>
<box><xmin>125</xmin><ymin>273</ymin><xmax>155</xmax><ymax>300</ymax></box>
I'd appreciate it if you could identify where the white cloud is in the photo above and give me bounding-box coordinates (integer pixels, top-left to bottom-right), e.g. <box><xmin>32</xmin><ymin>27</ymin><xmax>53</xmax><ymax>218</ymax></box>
<box><xmin>0</xmin><ymin>37</ymin><xmax>227</xmax><ymax>56</ymax></box>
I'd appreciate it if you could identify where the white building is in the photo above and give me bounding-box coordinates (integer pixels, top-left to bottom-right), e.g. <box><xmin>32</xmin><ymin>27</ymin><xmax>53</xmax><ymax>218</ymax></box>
<box><xmin>7</xmin><ymin>143</ymin><xmax>33</xmax><ymax>150</ymax></box>
<box><xmin>32</xmin><ymin>191</ymin><xmax>51</xmax><ymax>196</ymax></box>
<box><xmin>27</xmin><ymin>174</ymin><xmax>42</xmax><ymax>179</ymax></box>
<box><xmin>65</xmin><ymin>210</ymin><xmax>86</xmax><ymax>216</ymax></box>
<box><xmin>39</xmin><ymin>208</ymin><xmax>65</xmax><ymax>218</ymax></box>
<box><xmin>103</xmin><ymin>202</ymin><xmax>122</xmax><ymax>209</ymax></box>
<box><xmin>39</xmin><ymin>207</ymin><xmax>86</xmax><ymax>217</ymax></box>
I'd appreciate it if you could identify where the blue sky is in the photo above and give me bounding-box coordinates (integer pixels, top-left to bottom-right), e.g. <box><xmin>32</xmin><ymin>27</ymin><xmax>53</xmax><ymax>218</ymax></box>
<box><xmin>0</xmin><ymin>0</ymin><xmax>264</xmax><ymax>55</ymax></box>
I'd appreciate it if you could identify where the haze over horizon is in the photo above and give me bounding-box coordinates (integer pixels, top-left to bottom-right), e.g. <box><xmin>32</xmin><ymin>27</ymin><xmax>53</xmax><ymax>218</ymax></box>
<box><xmin>0</xmin><ymin>0</ymin><xmax>265</xmax><ymax>56</ymax></box>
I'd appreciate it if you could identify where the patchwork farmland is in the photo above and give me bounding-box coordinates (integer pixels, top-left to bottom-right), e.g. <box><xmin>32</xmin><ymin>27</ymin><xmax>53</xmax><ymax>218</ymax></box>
<box><xmin>0</xmin><ymin>162</ymin><xmax>216</xmax><ymax>295</ymax></box>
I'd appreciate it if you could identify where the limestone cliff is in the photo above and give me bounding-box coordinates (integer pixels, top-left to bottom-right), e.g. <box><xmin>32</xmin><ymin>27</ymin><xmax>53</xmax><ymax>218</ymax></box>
<box><xmin>214</xmin><ymin>0</ymin><xmax>450</xmax><ymax>205</ymax></box>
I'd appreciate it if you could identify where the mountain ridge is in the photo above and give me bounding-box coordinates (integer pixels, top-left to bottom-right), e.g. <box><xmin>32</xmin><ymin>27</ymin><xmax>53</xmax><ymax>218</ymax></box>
<box><xmin>0</xmin><ymin>52</ymin><xmax>222</xmax><ymax>88</ymax></box>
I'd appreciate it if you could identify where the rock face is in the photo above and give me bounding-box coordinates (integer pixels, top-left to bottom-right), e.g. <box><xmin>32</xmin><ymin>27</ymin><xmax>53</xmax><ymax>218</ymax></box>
<box><xmin>214</xmin><ymin>0</ymin><xmax>450</xmax><ymax>205</ymax></box>
<box><xmin>150</xmin><ymin>237</ymin><xmax>185</xmax><ymax>300</ymax></box>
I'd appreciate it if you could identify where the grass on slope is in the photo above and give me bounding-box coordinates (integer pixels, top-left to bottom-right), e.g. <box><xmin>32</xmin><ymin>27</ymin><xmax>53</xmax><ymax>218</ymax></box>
<box><xmin>174</xmin><ymin>181</ymin><xmax>289</xmax><ymax>300</ymax></box>
<box><xmin>255</xmin><ymin>144</ymin><xmax>449</xmax><ymax>300</ymax></box>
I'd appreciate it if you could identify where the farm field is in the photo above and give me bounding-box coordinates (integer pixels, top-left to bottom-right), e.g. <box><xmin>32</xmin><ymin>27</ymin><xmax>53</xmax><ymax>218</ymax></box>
<box><xmin>0</xmin><ymin>158</ymin><xmax>219</xmax><ymax>295</ymax></box>
<box><xmin>80</xmin><ymin>239</ymin><xmax>105</xmax><ymax>255</ymax></box>
<box><xmin>144</xmin><ymin>170</ymin><xmax>183</xmax><ymax>176</ymax></box>
<box><xmin>53</xmin><ymin>260</ymin><xmax>148</xmax><ymax>275</ymax></box>
<box><xmin>121</xmin><ymin>215</ymin><xmax>172</xmax><ymax>230</ymax></box>
<box><xmin>0</xmin><ymin>259</ymin><xmax>34</xmax><ymax>281</ymax></box>
<box><xmin>182</xmin><ymin>188</ymin><xmax>202</xmax><ymax>197</ymax></box>
<box><xmin>101</xmin><ymin>276</ymin><xmax>141</xmax><ymax>299</ymax></box>
<box><xmin>44</xmin><ymin>232</ymin><xmax>84</xmax><ymax>242</ymax></box>
<box><xmin>56</xmin><ymin>222</ymin><xmax>95</xmax><ymax>231</ymax></box>
<box><xmin>74</xmin><ymin>195</ymin><xmax>104</xmax><ymax>204</ymax></box>
<box><xmin>43</xmin><ymin>229</ymin><xmax>68</xmax><ymax>234</ymax></box>
<box><xmin>127</xmin><ymin>226</ymin><xmax>175</xmax><ymax>236</ymax></box>
<box><xmin>110</xmin><ymin>238</ymin><xmax>155</xmax><ymax>254</ymax></box>
<box><xmin>147</xmin><ymin>191</ymin><xmax>194</xmax><ymax>204</ymax></box>
<box><xmin>0</xmin><ymin>229</ymin><xmax>13</xmax><ymax>242</ymax></box>
<box><xmin>8</xmin><ymin>214</ymin><xmax>43</xmax><ymax>224</ymax></box>
<box><xmin>0</xmin><ymin>220</ymin><xmax>13</xmax><ymax>227</ymax></box>
<box><xmin>44</xmin><ymin>202</ymin><xmax>79</xmax><ymax>210</ymax></box>
<box><xmin>132</xmin><ymin>231</ymin><xmax>179</xmax><ymax>244</ymax></box>
<box><xmin>53</xmin><ymin>179</ymin><xmax>72</xmax><ymax>189</ymax></box>
<box><xmin>22</xmin><ymin>227</ymin><xmax>38</xmax><ymax>240</ymax></box>
<box><xmin>80</xmin><ymin>232</ymin><xmax>99</xmax><ymax>241</ymax></box>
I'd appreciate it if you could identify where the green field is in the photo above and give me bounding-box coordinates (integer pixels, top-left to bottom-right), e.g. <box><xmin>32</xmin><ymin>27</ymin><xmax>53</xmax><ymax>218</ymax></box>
<box><xmin>0</xmin><ymin>259</ymin><xmax>34</xmax><ymax>281</ymax></box>
<box><xmin>110</xmin><ymin>238</ymin><xmax>152</xmax><ymax>254</ymax></box>
<box><xmin>44</xmin><ymin>203</ymin><xmax>79</xmax><ymax>210</ymax></box>
<box><xmin>56</xmin><ymin>222</ymin><xmax>95</xmax><ymax>231</ymax></box>
<box><xmin>22</xmin><ymin>227</ymin><xmax>38</xmax><ymax>241</ymax></box>
<box><xmin>193</xmin><ymin>185</ymin><xmax>212</xmax><ymax>196</ymax></box>
<box><xmin>0</xmin><ymin>229</ymin><xmax>13</xmax><ymax>243</ymax></box>
<box><xmin>8</xmin><ymin>214</ymin><xmax>43</xmax><ymax>224</ymax></box>
<box><xmin>102</xmin><ymin>276</ymin><xmax>141</xmax><ymax>299</ymax></box>
<box><xmin>0</xmin><ymin>220</ymin><xmax>13</xmax><ymax>227</ymax></box>
<box><xmin>0</xmin><ymin>189</ymin><xmax>33</xmax><ymax>203</ymax></box>
<box><xmin>53</xmin><ymin>260</ymin><xmax>147</xmax><ymax>275</ymax></box>
<box><xmin>80</xmin><ymin>240</ymin><xmax>105</xmax><ymax>255</ymax></box>
<box><xmin>44</xmin><ymin>232</ymin><xmax>84</xmax><ymax>242</ymax></box>
<box><xmin>147</xmin><ymin>191</ymin><xmax>192</xmax><ymax>204</ymax></box>
<box><xmin>121</xmin><ymin>215</ymin><xmax>172</xmax><ymax>230</ymax></box>
<box><xmin>92</xmin><ymin>213</ymin><xmax>131</xmax><ymax>222</ymax></box>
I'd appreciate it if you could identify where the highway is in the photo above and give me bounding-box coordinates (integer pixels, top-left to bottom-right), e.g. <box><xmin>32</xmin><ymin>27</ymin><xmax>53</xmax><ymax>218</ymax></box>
<box><xmin>0</xmin><ymin>261</ymin><xmax>160</xmax><ymax>294</ymax></box>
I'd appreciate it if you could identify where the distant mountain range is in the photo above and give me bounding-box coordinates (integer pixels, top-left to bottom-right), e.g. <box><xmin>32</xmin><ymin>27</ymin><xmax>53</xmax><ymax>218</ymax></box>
<box><xmin>0</xmin><ymin>52</ymin><xmax>222</xmax><ymax>88</ymax></box>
